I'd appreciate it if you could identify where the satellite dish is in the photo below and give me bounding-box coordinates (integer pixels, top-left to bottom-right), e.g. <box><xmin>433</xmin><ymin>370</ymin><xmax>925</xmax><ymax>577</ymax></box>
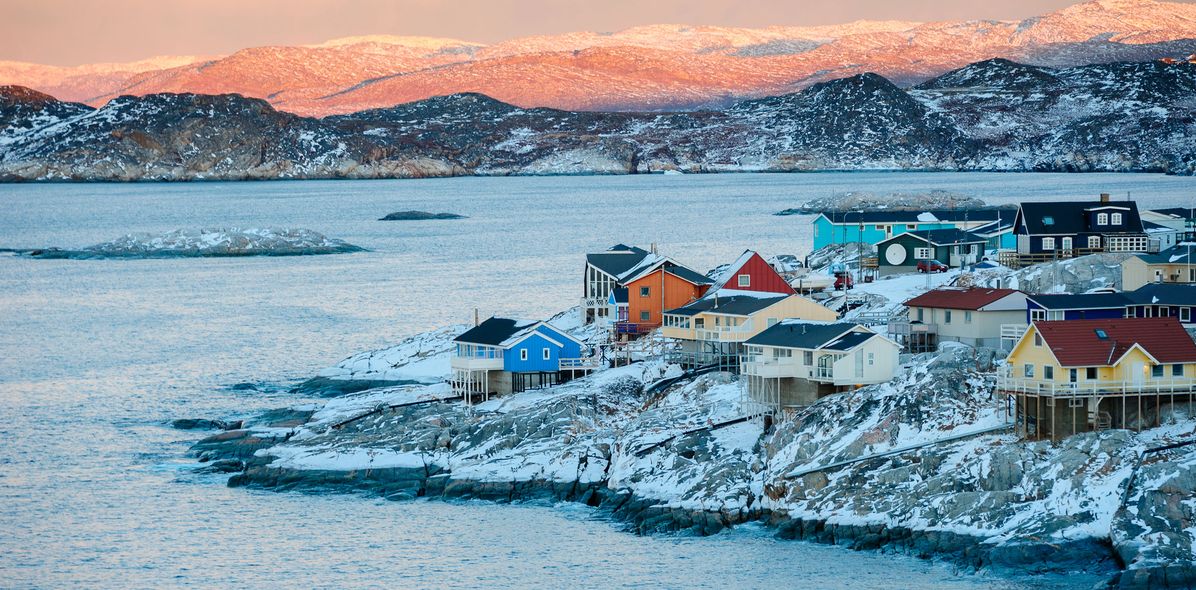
<box><xmin>885</xmin><ymin>243</ymin><xmax>907</xmax><ymax>265</ymax></box>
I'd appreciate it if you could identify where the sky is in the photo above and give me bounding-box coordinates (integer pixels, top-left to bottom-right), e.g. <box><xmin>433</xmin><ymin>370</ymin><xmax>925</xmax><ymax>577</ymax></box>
<box><xmin>0</xmin><ymin>0</ymin><xmax>1165</xmax><ymax>66</ymax></box>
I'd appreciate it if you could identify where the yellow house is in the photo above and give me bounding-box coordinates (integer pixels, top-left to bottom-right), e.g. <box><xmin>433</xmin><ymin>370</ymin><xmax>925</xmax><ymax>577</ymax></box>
<box><xmin>1121</xmin><ymin>247</ymin><xmax>1196</xmax><ymax>290</ymax></box>
<box><xmin>661</xmin><ymin>291</ymin><xmax>838</xmax><ymax>369</ymax></box>
<box><xmin>998</xmin><ymin>317</ymin><xmax>1196</xmax><ymax>440</ymax></box>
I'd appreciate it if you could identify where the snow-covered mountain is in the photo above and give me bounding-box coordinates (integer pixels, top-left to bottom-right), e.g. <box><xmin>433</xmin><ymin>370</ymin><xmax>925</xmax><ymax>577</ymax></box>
<box><xmin>2</xmin><ymin>0</ymin><xmax>1194</xmax><ymax>115</ymax></box>
<box><xmin>1</xmin><ymin>58</ymin><xmax>1193</xmax><ymax>181</ymax></box>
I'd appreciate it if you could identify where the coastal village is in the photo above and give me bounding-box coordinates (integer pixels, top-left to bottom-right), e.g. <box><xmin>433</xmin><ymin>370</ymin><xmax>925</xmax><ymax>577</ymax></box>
<box><xmin>449</xmin><ymin>193</ymin><xmax>1196</xmax><ymax>444</ymax></box>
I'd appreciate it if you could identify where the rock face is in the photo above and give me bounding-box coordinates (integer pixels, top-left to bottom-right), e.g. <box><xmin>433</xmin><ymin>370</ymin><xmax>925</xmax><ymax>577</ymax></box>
<box><xmin>189</xmin><ymin>341</ymin><xmax>1196</xmax><ymax>587</ymax></box>
<box><xmin>1</xmin><ymin>58</ymin><xmax>1195</xmax><ymax>180</ymax></box>
<box><xmin>18</xmin><ymin>228</ymin><xmax>364</xmax><ymax>259</ymax></box>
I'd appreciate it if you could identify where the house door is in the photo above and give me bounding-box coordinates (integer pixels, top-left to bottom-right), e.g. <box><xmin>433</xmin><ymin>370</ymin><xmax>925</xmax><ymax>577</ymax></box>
<box><xmin>855</xmin><ymin>350</ymin><xmax>864</xmax><ymax>378</ymax></box>
<box><xmin>1061</xmin><ymin>237</ymin><xmax>1073</xmax><ymax>255</ymax></box>
<box><xmin>1131</xmin><ymin>362</ymin><xmax>1145</xmax><ymax>387</ymax></box>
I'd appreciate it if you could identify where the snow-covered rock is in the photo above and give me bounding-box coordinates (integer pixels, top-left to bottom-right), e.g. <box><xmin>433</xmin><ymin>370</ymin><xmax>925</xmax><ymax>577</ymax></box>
<box><xmin>22</xmin><ymin>228</ymin><xmax>364</xmax><ymax>259</ymax></box>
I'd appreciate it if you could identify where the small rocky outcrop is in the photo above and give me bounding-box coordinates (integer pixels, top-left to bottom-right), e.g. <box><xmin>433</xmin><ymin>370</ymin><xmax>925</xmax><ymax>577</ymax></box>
<box><xmin>18</xmin><ymin>228</ymin><xmax>364</xmax><ymax>259</ymax></box>
<box><xmin>378</xmin><ymin>211</ymin><xmax>466</xmax><ymax>221</ymax></box>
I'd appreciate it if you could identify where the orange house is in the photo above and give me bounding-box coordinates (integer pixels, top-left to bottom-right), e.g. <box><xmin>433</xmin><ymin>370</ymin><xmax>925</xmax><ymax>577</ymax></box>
<box><xmin>617</xmin><ymin>257</ymin><xmax>713</xmax><ymax>335</ymax></box>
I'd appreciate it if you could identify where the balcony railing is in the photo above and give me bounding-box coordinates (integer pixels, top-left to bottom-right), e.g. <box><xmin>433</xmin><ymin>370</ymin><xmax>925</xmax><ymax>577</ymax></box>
<box><xmin>615</xmin><ymin>322</ymin><xmax>656</xmax><ymax>335</ymax></box>
<box><xmin>997</xmin><ymin>375</ymin><xmax>1196</xmax><ymax>398</ymax></box>
<box><xmin>1000</xmin><ymin>324</ymin><xmax>1028</xmax><ymax>341</ymax></box>
<box><xmin>695</xmin><ymin>324</ymin><xmax>755</xmax><ymax>342</ymax></box>
<box><xmin>560</xmin><ymin>357</ymin><xmax>600</xmax><ymax>370</ymax></box>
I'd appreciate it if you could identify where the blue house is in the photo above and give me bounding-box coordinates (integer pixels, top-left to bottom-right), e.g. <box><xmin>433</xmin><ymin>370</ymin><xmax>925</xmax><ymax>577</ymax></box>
<box><xmin>811</xmin><ymin>209</ymin><xmax>1016</xmax><ymax>251</ymax></box>
<box><xmin>1025</xmin><ymin>293</ymin><xmax>1130</xmax><ymax>323</ymax></box>
<box><xmin>1124</xmin><ymin>284</ymin><xmax>1196</xmax><ymax>326</ymax></box>
<box><xmin>450</xmin><ymin>317</ymin><xmax>592</xmax><ymax>402</ymax></box>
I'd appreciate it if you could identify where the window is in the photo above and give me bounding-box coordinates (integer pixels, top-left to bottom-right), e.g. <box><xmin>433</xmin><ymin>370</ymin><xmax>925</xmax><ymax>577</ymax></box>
<box><xmin>1024</xmin><ymin>364</ymin><xmax>1035</xmax><ymax>378</ymax></box>
<box><xmin>738</xmin><ymin>274</ymin><xmax>750</xmax><ymax>287</ymax></box>
<box><xmin>1152</xmin><ymin>365</ymin><xmax>1164</xmax><ymax>378</ymax></box>
<box><xmin>1174</xmin><ymin>364</ymin><xmax>1185</xmax><ymax>377</ymax></box>
<box><xmin>1069</xmin><ymin>369</ymin><xmax>1078</xmax><ymax>383</ymax></box>
<box><xmin>944</xmin><ymin>310</ymin><xmax>952</xmax><ymax>324</ymax></box>
<box><xmin>1034</xmin><ymin>332</ymin><xmax>1042</xmax><ymax>346</ymax></box>
<box><xmin>1183</xmin><ymin>308</ymin><xmax>1191</xmax><ymax>323</ymax></box>
<box><xmin>1031</xmin><ymin>309</ymin><xmax>1046</xmax><ymax>321</ymax></box>
<box><xmin>772</xmin><ymin>348</ymin><xmax>792</xmax><ymax>359</ymax></box>
<box><xmin>868</xmin><ymin>352</ymin><xmax>875</xmax><ymax>366</ymax></box>
<box><xmin>542</xmin><ymin>347</ymin><xmax>550</xmax><ymax>360</ymax></box>
<box><xmin>695</xmin><ymin>318</ymin><xmax>704</xmax><ymax>329</ymax></box>
<box><xmin>1088</xmin><ymin>235</ymin><xmax>1101</xmax><ymax>249</ymax></box>
<box><xmin>1097</xmin><ymin>212</ymin><xmax>1108</xmax><ymax>225</ymax></box>
<box><xmin>874</xmin><ymin>224</ymin><xmax>885</xmax><ymax>231</ymax></box>
<box><xmin>1042</xmin><ymin>237</ymin><xmax>1055</xmax><ymax>251</ymax></box>
<box><xmin>1042</xmin><ymin>216</ymin><xmax>1055</xmax><ymax>226</ymax></box>
<box><xmin>1087</xmin><ymin>367</ymin><xmax>1098</xmax><ymax>380</ymax></box>
<box><xmin>520</xmin><ymin>349</ymin><xmax>528</xmax><ymax>361</ymax></box>
<box><xmin>1044</xmin><ymin>366</ymin><xmax>1054</xmax><ymax>380</ymax></box>
<box><xmin>803</xmin><ymin>351</ymin><xmax>813</xmax><ymax>365</ymax></box>
<box><xmin>1095</xmin><ymin>329</ymin><xmax>1108</xmax><ymax>340</ymax></box>
<box><xmin>916</xmin><ymin>308</ymin><xmax>924</xmax><ymax>322</ymax></box>
<box><xmin>1111</xmin><ymin>213</ymin><xmax>1122</xmax><ymax>225</ymax></box>
<box><xmin>914</xmin><ymin>247</ymin><xmax>932</xmax><ymax>260</ymax></box>
<box><xmin>1069</xmin><ymin>398</ymin><xmax>1085</xmax><ymax>408</ymax></box>
<box><xmin>907</xmin><ymin>224</ymin><xmax>917</xmax><ymax>230</ymax></box>
<box><xmin>639</xmin><ymin>311</ymin><xmax>650</xmax><ymax>322</ymax></box>
<box><xmin>964</xmin><ymin>311</ymin><xmax>973</xmax><ymax>324</ymax></box>
<box><xmin>640</xmin><ymin>286</ymin><xmax>650</xmax><ymax>297</ymax></box>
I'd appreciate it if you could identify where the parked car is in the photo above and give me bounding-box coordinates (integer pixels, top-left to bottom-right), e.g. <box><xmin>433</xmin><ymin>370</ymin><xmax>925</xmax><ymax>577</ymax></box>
<box><xmin>917</xmin><ymin>259</ymin><xmax>948</xmax><ymax>273</ymax></box>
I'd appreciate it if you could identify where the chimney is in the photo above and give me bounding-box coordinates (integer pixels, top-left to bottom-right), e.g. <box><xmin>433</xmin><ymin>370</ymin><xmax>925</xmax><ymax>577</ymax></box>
<box><xmin>650</xmin><ymin>242</ymin><xmax>658</xmax><ymax>254</ymax></box>
<box><xmin>1100</xmin><ymin>193</ymin><xmax>1110</xmax><ymax>203</ymax></box>
<box><xmin>474</xmin><ymin>308</ymin><xmax>479</xmax><ymax>326</ymax></box>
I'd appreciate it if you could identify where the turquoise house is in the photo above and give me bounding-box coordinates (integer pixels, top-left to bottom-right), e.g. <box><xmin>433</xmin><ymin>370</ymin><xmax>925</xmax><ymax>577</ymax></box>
<box><xmin>812</xmin><ymin>210</ymin><xmax>1016</xmax><ymax>251</ymax></box>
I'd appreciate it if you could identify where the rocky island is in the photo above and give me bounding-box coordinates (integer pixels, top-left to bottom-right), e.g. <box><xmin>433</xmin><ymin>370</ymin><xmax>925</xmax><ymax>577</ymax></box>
<box><xmin>378</xmin><ymin>211</ymin><xmax>467</xmax><ymax>221</ymax></box>
<box><xmin>15</xmin><ymin>228</ymin><xmax>364</xmax><ymax>259</ymax></box>
<box><xmin>187</xmin><ymin>256</ymin><xmax>1196</xmax><ymax>588</ymax></box>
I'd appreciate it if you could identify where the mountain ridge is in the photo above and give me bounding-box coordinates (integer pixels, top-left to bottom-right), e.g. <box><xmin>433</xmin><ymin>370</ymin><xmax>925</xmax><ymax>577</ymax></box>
<box><xmin>2</xmin><ymin>0</ymin><xmax>1195</xmax><ymax>115</ymax></box>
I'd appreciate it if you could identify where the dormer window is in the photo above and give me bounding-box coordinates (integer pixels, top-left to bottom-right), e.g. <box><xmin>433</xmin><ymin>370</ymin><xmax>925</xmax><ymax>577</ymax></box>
<box><xmin>1111</xmin><ymin>213</ymin><xmax>1122</xmax><ymax>225</ymax></box>
<box><xmin>1097</xmin><ymin>213</ymin><xmax>1109</xmax><ymax>225</ymax></box>
<box><xmin>738</xmin><ymin>274</ymin><xmax>750</xmax><ymax>287</ymax></box>
<box><xmin>1042</xmin><ymin>216</ymin><xmax>1055</xmax><ymax>226</ymax></box>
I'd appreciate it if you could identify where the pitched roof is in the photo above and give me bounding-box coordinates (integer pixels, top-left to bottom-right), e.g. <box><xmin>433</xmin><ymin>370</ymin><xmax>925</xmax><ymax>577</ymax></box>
<box><xmin>708</xmin><ymin>250</ymin><xmax>758</xmax><ymax>292</ymax></box>
<box><xmin>1132</xmin><ymin>244</ymin><xmax>1196</xmax><ymax>265</ymax></box>
<box><xmin>1032</xmin><ymin>317</ymin><xmax>1196</xmax><ymax>367</ymax></box>
<box><xmin>610</xmin><ymin>287</ymin><xmax>628</xmax><ymax>304</ymax></box>
<box><xmin>1016</xmin><ymin>200</ymin><xmax>1144</xmax><ymax>235</ymax></box>
<box><xmin>665</xmin><ymin>291</ymin><xmax>788</xmax><ymax>317</ymax></box>
<box><xmin>454</xmin><ymin>317</ymin><xmax>540</xmax><ymax>346</ymax></box>
<box><xmin>904</xmin><ymin>287</ymin><xmax>1021</xmax><ymax>311</ymax></box>
<box><xmin>1148</xmin><ymin>208</ymin><xmax>1196</xmax><ymax>220</ymax></box>
<box><xmin>1124</xmin><ymin>284</ymin><xmax>1196</xmax><ymax>307</ymax></box>
<box><xmin>819</xmin><ymin>209</ymin><xmax>1012</xmax><ymax>225</ymax></box>
<box><xmin>1026</xmin><ymin>292</ymin><xmax>1130</xmax><ymax>310</ymax></box>
<box><xmin>744</xmin><ymin>321</ymin><xmax>861</xmax><ymax>349</ymax></box>
<box><xmin>879</xmin><ymin>228</ymin><xmax>984</xmax><ymax>246</ymax></box>
<box><xmin>585</xmin><ymin>244</ymin><xmax>652</xmax><ymax>278</ymax></box>
<box><xmin>821</xmin><ymin>331</ymin><xmax>876</xmax><ymax>352</ymax></box>
<box><xmin>618</xmin><ymin>254</ymin><xmax>712</xmax><ymax>286</ymax></box>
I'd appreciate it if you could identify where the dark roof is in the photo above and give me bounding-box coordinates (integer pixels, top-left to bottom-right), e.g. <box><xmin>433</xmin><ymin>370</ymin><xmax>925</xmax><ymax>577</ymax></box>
<box><xmin>611</xmin><ymin>287</ymin><xmax>628</xmax><ymax>304</ymax></box>
<box><xmin>1124</xmin><ymin>284</ymin><xmax>1196</xmax><ymax>306</ymax></box>
<box><xmin>453</xmin><ymin>317</ymin><xmax>537</xmax><ymax>346</ymax></box>
<box><xmin>1149</xmin><ymin>208</ymin><xmax>1196</xmax><ymax>220</ymax></box>
<box><xmin>665</xmin><ymin>293</ymin><xmax>788</xmax><ymax>317</ymax></box>
<box><xmin>1017</xmin><ymin>200</ymin><xmax>1144</xmax><ymax>235</ymax></box>
<box><xmin>1133</xmin><ymin>245</ymin><xmax>1196</xmax><ymax>265</ymax></box>
<box><xmin>887</xmin><ymin>228</ymin><xmax>984</xmax><ymax>246</ymax></box>
<box><xmin>1026</xmin><ymin>293</ymin><xmax>1130</xmax><ymax>310</ymax></box>
<box><xmin>586</xmin><ymin>245</ymin><xmax>651</xmax><ymax>278</ymax></box>
<box><xmin>663</xmin><ymin>262</ymin><xmax>716</xmax><ymax>285</ymax></box>
<box><xmin>822</xmin><ymin>331</ymin><xmax>875</xmax><ymax>351</ymax></box>
<box><xmin>745</xmin><ymin>321</ymin><xmax>859</xmax><ymax>349</ymax></box>
<box><xmin>905</xmin><ymin>287</ymin><xmax>1021</xmax><ymax>310</ymax></box>
<box><xmin>1033</xmin><ymin>317</ymin><xmax>1196</xmax><ymax>366</ymax></box>
<box><xmin>820</xmin><ymin>209</ymin><xmax>1011</xmax><ymax>224</ymax></box>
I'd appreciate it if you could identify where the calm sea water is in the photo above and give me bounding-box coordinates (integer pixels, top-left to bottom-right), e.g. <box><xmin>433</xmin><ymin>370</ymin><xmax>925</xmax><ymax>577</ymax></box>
<box><xmin>1</xmin><ymin>172</ymin><xmax>1192</xmax><ymax>588</ymax></box>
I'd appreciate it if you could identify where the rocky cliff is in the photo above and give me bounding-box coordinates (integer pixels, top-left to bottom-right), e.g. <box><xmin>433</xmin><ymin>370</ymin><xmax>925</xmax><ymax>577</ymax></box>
<box><xmin>1</xmin><ymin>58</ymin><xmax>1194</xmax><ymax>181</ymax></box>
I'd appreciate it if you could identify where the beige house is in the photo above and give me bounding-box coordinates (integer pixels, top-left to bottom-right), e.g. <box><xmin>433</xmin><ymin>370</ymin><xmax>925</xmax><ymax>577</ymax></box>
<box><xmin>741</xmin><ymin>321</ymin><xmax>900</xmax><ymax>413</ymax></box>
<box><xmin>661</xmin><ymin>292</ymin><xmax>837</xmax><ymax>369</ymax></box>
<box><xmin>1122</xmin><ymin>246</ymin><xmax>1196</xmax><ymax>290</ymax></box>
<box><xmin>894</xmin><ymin>287</ymin><xmax>1028</xmax><ymax>351</ymax></box>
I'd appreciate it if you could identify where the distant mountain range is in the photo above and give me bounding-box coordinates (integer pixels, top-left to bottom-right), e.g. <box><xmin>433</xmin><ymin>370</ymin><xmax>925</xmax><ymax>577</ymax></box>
<box><xmin>2</xmin><ymin>57</ymin><xmax>1194</xmax><ymax>181</ymax></box>
<box><xmin>2</xmin><ymin>0</ymin><xmax>1196</xmax><ymax>115</ymax></box>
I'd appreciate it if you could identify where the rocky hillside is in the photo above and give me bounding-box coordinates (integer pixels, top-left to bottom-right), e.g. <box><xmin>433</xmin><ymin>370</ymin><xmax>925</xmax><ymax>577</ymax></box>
<box><xmin>3</xmin><ymin>0</ymin><xmax>1195</xmax><ymax>115</ymax></box>
<box><xmin>1</xmin><ymin>58</ymin><xmax>1194</xmax><ymax>181</ymax></box>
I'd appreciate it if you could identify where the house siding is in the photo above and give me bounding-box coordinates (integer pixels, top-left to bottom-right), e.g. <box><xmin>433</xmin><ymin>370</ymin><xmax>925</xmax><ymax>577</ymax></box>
<box><xmin>726</xmin><ymin>252</ymin><xmax>794</xmax><ymax>294</ymax></box>
<box><xmin>625</xmin><ymin>270</ymin><xmax>709</xmax><ymax>328</ymax></box>
<box><xmin>504</xmin><ymin>332</ymin><xmax>566</xmax><ymax>373</ymax></box>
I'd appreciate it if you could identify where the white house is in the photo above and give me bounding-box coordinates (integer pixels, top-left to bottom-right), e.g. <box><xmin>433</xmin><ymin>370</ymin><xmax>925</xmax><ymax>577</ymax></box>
<box><xmin>895</xmin><ymin>287</ymin><xmax>1028</xmax><ymax>351</ymax></box>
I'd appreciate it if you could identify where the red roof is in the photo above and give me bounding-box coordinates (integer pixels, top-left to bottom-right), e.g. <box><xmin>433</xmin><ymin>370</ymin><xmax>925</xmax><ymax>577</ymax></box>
<box><xmin>904</xmin><ymin>287</ymin><xmax>1021</xmax><ymax>311</ymax></box>
<box><xmin>1034</xmin><ymin>317</ymin><xmax>1196</xmax><ymax>367</ymax></box>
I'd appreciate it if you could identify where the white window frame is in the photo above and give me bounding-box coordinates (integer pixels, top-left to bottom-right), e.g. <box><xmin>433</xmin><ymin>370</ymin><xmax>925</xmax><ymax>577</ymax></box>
<box><xmin>1182</xmin><ymin>307</ymin><xmax>1191</xmax><ymax>322</ymax></box>
<box><xmin>1069</xmin><ymin>398</ymin><xmax>1085</xmax><ymax>408</ymax></box>
<box><xmin>803</xmin><ymin>351</ymin><xmax>813</xmax><ymax>365</ymax></box>
<box><xmin>542</xmin><ymin>347</ymin><xmax>550</xmax><ymax>361</ymax></box>
<box><xmin>914</xmin><ymin>247</ymin><xmax>932</xmax><ymax>260</ymax></box>
<box><xmin>520</xmin><ymin>349</ymin><xmax>528</xmax><ymax>361</ymax></box>
<box><xmin>1031</xmin><ymin>308</ymin><xmax>1046</xmax><ymax>321</ymax></box>
<box><xmin>1097</xmin><ymin>212</ymin><xmax>1108</xmax><ymax>225</ymax></box>
<box><xmin>1042</xmin><ymin>237</ymin><xmax>1055</xmax><ymax>251</ymax></box>
<box><xmin>1044</xmin><ymin>365</ymin><xmax>1054</xmax><ymax>380</ymax></box>
<box><xmin>964</xmin><ymin>311</ymin><xmax>972</xmax><ymax>324</ymax></box>
<box><xmin>1111</xmin><ymin>213</ymin><xmax>1122</xmax><ymax>224</ymax></box>
<box><xmin>1088</xmin><ymin>235</ymin><xmax>1101</xmax><ymax>249</ymax></box>
<box><xmin>737</xmin><ymin>274</ymin><xmax>751</xmax><ymax>288</ymax></box>
<box><xmin>1024</xmin><ymin>364</ymin><xmax>1034</xmax><ymax>378</ymax></box>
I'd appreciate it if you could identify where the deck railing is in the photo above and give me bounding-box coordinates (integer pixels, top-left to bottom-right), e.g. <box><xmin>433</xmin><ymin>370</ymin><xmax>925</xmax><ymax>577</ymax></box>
<box><xmin>1000</xmin><ymin>324</ymin><xmax>1028</xmax><ymax>341</ymax></box>
<box><xmin>615</xmin><ymin>322</ymin><xmax>656</xmax><ymax>335</ymax></box>
<box><xmin>997</xmin><ymin>375</ymin><xmax>1196</xmax><ymax>398</ymax></box>
<box><xmin>559</xmin><ymin>357</ymin><xmax>600</xmax><ymax>370</ymax></box>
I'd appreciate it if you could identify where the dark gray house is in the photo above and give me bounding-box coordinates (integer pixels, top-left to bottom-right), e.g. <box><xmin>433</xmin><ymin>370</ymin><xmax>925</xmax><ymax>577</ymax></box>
<box><xmin>1013</xmin><ymin>196</ymin><xmax>1147</xmax><ymax>256</ymax></box>
<box><xmin>876</xmin><ymin>229</ymin><xmax>985</xmax><ymax>275</ymax></box>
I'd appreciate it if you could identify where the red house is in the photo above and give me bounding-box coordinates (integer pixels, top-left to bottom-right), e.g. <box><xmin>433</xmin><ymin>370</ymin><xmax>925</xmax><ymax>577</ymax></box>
<box><xmin>708</xmin><ymin>250</ymin><xmax>796</xmax><ymax>295</ymax></box>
